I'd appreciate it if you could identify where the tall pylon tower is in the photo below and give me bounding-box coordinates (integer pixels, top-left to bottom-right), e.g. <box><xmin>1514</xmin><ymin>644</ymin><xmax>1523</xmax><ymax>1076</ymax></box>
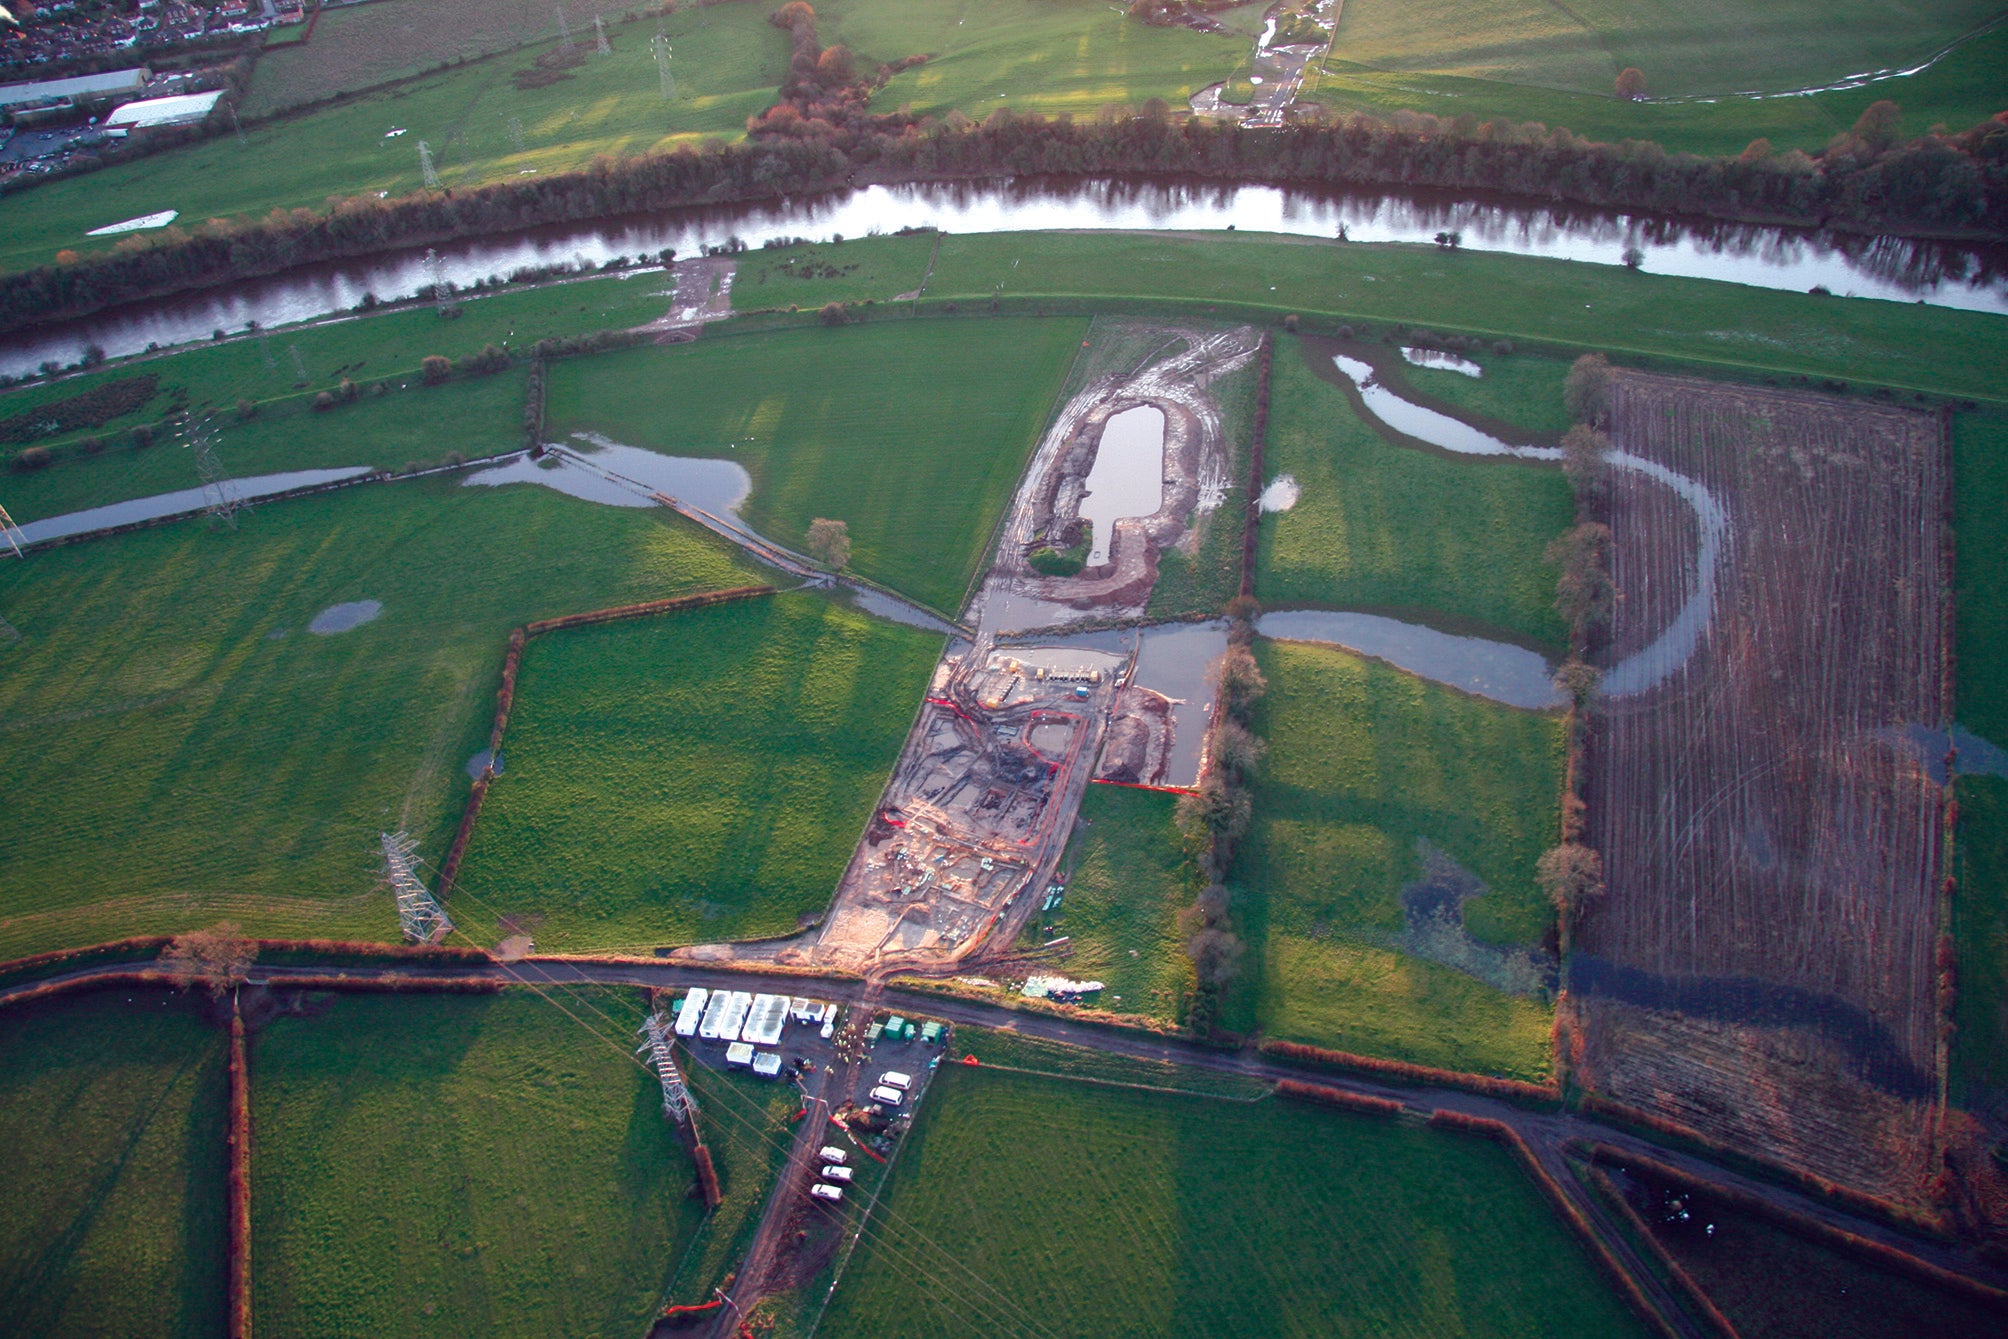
<box><xmin>652</xmin><ymin>32</ymin><xmax>674</xmax><ymax>99</ymax></box>
<box><xmin>425</xmin><ymin>248</ymin><xmax>450</xmax><ymax>311</ymax></box>
<box><xmin>506</xmin><ymin>114</ymin><xmax>525</xmax><ymax>152</ymax></box>
<box><xmin>593</xmin><ymin>12</ymin><xmax>611</xmax><ymax>55</ymax></box>
<box><xmin>185</xmin><ymin>415</ymin><xmax>241</xmax><ymax>528</ymax></box>
<box><xmin>418</xmin><ymin>139</ymin><xmax>440</xmax><ymax>189</ymax></box>
<box><xmin>380</xmin><ymin>831</ymin><xmax>454</xmax><ymax>944</ymax></box>
<box><xmin>555</xmin><ymin>4</ymin><xmax>573</xmax><ymax>50</ymax></box>
<box><xmin>636</xmin><ymin>1012</ymin><xmax>699</xmax><ymax>1126</ymax></box>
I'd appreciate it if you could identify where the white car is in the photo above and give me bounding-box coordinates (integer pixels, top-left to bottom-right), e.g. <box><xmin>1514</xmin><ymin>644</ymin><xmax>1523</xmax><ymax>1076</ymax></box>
<box><xmin>810</xmin><ymin>1183</ymin><xmax>844</xmax><ymax>1203</ymax></box>
<box><xmin>821</xmin><ymin>1165</ymin><xmax>855</xmax><ymax>1183</ymax></box>
<box><xmin>817</xmin><ymin>1146</ymin><xmax>849</xmax><ymax>1165</ymax></box>
<box><xmin>869</xmin><ymin>1085</ymin><xmax>905</xmax><ymax>1106</ymax></box>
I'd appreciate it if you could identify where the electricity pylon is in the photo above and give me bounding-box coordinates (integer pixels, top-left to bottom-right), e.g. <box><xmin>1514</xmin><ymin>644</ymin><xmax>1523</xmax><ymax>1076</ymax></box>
<box><xmin>380</xmin><ymin>832</ymin><xmax>453</xmax><ymax>944</ymax></box>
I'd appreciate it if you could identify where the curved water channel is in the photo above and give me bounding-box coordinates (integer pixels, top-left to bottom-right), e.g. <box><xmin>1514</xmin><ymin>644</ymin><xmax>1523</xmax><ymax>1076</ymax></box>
<box><xmin>1318</xmin><ymin>353</ymin><xmax>1727</xmax><ymax>698</ymax></box>
<box><xmin>4</xmin><ymin>176</ymin><xmax>2004</xmax><ymax>378</ymax></box>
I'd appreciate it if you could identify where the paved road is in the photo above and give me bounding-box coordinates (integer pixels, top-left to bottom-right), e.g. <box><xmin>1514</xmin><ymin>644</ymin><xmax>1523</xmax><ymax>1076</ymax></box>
<box><xmin>23</xmin><ymin>955</ymin><xmax>2007</xmax><ymax>1333</ymax></box>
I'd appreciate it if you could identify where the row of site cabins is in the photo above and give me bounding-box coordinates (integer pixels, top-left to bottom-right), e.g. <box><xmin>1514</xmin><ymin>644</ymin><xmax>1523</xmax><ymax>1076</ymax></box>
<box><xmin>670</xmin><ymin>987</ymin><xmax>949</xmax><ymax>1076</ymax></box>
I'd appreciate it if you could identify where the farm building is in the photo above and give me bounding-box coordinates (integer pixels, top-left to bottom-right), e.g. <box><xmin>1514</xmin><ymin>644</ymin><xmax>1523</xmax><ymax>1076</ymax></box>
<box><xmin>0</xmin><ymin>67</ymin><xmax>149</xmax><ymax>113</ymax></box>
<box><xmin>103</xmin><ymin>89</ymin><xmax>220</xmax><ymax>131</ymax></box>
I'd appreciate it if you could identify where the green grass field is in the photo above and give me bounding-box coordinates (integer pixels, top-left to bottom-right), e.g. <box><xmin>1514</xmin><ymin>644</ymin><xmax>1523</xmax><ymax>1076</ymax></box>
<box><xmin>1309</xmin><ymin>25</ymin><xmax>2008</xmax><ymax>159</ymax></box>
<box><xmin>0</xmin><ymin>989</ymin><xmax>226</xmax><ymax>1338</ymax></box>
<box><xmin>1229</xmin><ymin>639</ymin><xmax>1562</xmax><ymax>1079</ymax></box>
<box><xmin>1029</xmin><ymin>784</ymin><xmax>1201</xmax><ymax>1024</ymax></box>
<box><xmin>0</xmin><ymin>479</ymin><xmax>755</xmax><ymax>960</ymax></box>
<box><xmin>251</xmin><ymin>987</ymin><xmax>794</xmax><ymax>1336</ymax></box>
<box><xmin>818</xmin><ymin>1061</ymin><xmax>1648</xmax><ymax>1337</ymax></box>
<box><xmin>242</xmin><ymin>0</ymin><xmax>664</xmax><ymax>116</ymax></box>
<box><xmin>730</xmin><ymin>233</ymin><xmax>940</xmax><ymax>310</ymax></box>
<box><xmin>0</xmin><ymin>6</ymin><xmax>783</xmax><ymax>274</ymax></box>
<box><xmin>1257</xmin><ymin>337</ymin><xmax>1575</xmax><ymax>650</ymax></box>
<box><xmin>544</xmin><ymin>317</ymin><xmax>1085</xmax><ymax>613</ymax></box>
<box><xmin>0</xmin><ymin>268</ymin><xmax>680</xmax><ymax>460</ymax></box>
<box><xmin>920</xmin><ymin>232</ymin><xmax>2008</xmax><ymax>402</ymax></box>
<box><xmin>1385</xmin><ymin>348</ymin><xmax>1575</xmax><ymax>437</ymax></box>
<box><xmin>451</xmin><ymin>592</ymin><xmax>940</xmax><ymax>953</ymax></box>
<box><xmin>1951</xmin><ymin>407</ymin><xmax>2008</xmax><ymax>1119</ymax></box>
<box><xmin>826</xmin><ymin>0</ymin><xmax>1264</xmax><ymax>119</ymax></box>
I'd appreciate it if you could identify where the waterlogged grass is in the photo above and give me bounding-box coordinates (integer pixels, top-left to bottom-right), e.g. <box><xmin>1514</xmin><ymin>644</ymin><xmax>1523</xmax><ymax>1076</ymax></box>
<box><xmin>823</xmin><ymin>0</ymin><xmax>1265</xmax><ymax>120</ymax></box>
<box><xmin>251</xmin><ymin>988</ymin><xmax>786</xmax><ymax>1337</ymax></box>
<box><xmin>3</xmin><ymin>369</ymin><xmax>526</xmax><ymax>523</ymax></box>
<box><xmin>1322</xmin><ymin>0</ymin><xmax>2001</xmax><ymax>99</ymax></box>
<box><xmin>1029</xmin><ymin>784</ymin><xmax>1201</xmax><ymax>1024</ymax></box>
<box><xmin>546</xmin><ymin>317</ymin><xmax>1085</xmax><ymax>613</ymax></box>
<box><xmin>453</xmin><ymin>592</ymin><xmax>941</xmax><ymax>953</ymax></box>
<box><xmin>0</xmin><ymin>6</ymin><xmax>782</xmax><ymax>273</ymax></box>
<box><xmin>819</xmin><ymin>1061</ymin><xmax>1649</xmax><ymax>1338</ymax></box>
<box><xmin>1387</xmin><ymin>348</ymin><xmax>1574</xmax><ymax>437</ymax></box>
<box><xmin>1258</xmin><ymin>338</ymin><xmax>1575</xmax><ymax>650</ymax></box>
<box><xmin>1230</xmin><ymin>639</ymin><xmax>1562</xmax><ymax>1080</ymax></box>
<box><xmin>1149</xmin><ymin>338</ymin><xmax>1260</xmax><ymax>620</ymax></box>
<box><xmin>1951</xmin><ymin>407</ymin><xmax>2008</xmax><ymax>1117</ymax></box>
<box><xmin>922</xmin><ymin>232</ymin><xmax>2008</xmax><ymax>401</ymax></box>
<box><xmin>0</xmin><ymin>989</ymin><xmax>226</xmax><ymax>1339</ymax></box>
<box><xmin>1308</xmin><ymin>25</ymin><xmax>2008</xmax><ymax>158</ymax></box>
<box><xmin>0</xmin><ymin>480</ymin><xmax>755</xmax><ymax>959</ymax></box>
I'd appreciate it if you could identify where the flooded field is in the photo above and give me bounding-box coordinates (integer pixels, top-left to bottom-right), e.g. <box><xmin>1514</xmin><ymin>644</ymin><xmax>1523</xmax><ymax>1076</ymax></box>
<box><xmin>1258</xmin><ymin>610</ymin><xmax>1562</xmax><ymax>710</ymax></box>
<box><xmin>462</xmin><ymin>435</ymin><xmax>752</xmax><ymax>521</ymax></box>
<box><xmin>1079</xmin><ymin>406</ymin><xmax>1167</xmax><ymax>567</ymax></box>
<box><xmin>11</xmin><ymin>466</ymin><xmax>375</xmax><ymax>547</ymax></box>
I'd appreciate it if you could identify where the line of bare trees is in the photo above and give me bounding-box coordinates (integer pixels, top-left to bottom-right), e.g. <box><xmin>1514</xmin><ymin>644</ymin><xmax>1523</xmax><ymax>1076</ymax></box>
<box><xmin>1175</xmin><ymin>597</ymin><xmax>1267</xmax><ymax>1038</ymax></box>
<box><xmin>1539</xmin><ymin>354</ymin><xmax>1618</xmax><ymax>949</ymax></box>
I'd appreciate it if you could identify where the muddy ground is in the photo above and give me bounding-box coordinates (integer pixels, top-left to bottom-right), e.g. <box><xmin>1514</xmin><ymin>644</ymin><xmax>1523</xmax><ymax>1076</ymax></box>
<box><xmin>1576</xmin><ymin>372</ymin><xmax>1950</xmax><ymax>1206</ymax></box>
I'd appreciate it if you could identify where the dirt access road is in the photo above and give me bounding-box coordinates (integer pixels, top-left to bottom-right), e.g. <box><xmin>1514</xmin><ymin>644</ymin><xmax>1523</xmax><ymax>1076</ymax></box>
<box><xmin>20</xmin><ymin>956</ymin><xmax>2008</xmax><ymax>1334</ymax></box>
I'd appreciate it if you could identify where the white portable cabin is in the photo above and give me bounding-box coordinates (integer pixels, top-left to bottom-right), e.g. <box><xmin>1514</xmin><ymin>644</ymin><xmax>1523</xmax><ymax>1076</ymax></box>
<box><xmin>696</xmin><ymin>991</ymin><xmax>732</xmax><ymax>1040</ymax></box>
<box><xmin>707</xmin><ymin>990</ymin><xmax>753</xmax><ymax>1042</ymax></box>
<box><xmin>674</xmin><ymin>988</ymin><xmax>710</xmax><ymax>1039</ymax></box>
<box><xmin>751</xmin><ymin>1051</ymin><xmax>783</xmax><ymax>1078</ymax></box>
<box><xmin>742</xmin><ymin>993</ymin><xmax>789</xmax><ymax>1046</ymax></box>
<box><xmin>725</xmin><ymin>1041</ymin><xmax>755</xmax><ymax>1067</ymax></box>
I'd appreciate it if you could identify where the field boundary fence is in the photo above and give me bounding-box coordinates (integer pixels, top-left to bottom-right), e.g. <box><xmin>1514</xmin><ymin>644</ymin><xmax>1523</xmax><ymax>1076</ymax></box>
<box><xmin>1428</xmin><ymin>1108</ymin><xmax>1683</xmax><ymax>1339</ymax></box>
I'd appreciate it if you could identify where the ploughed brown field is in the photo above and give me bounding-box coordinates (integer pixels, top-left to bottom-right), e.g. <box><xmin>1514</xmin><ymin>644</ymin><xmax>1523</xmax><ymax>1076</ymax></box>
<box><xmin>1575</xmin><ymin>372</ymin><xmax>1950</xmax><ymax>1206</ymax></box>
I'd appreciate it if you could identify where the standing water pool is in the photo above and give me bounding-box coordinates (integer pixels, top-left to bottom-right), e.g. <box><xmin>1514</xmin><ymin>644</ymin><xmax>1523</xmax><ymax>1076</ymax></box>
<box><xmin>1078</xmin><ymin>406</ymin><xmax>1165</xmax><ymax>566</ymax></box>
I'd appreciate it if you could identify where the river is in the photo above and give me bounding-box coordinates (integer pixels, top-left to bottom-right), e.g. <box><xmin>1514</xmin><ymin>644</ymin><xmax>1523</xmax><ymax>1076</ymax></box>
<box><xmin>3</xmin><ymin>177</ymin><xmax>2003</xmax><ymax>380</ymax></box>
